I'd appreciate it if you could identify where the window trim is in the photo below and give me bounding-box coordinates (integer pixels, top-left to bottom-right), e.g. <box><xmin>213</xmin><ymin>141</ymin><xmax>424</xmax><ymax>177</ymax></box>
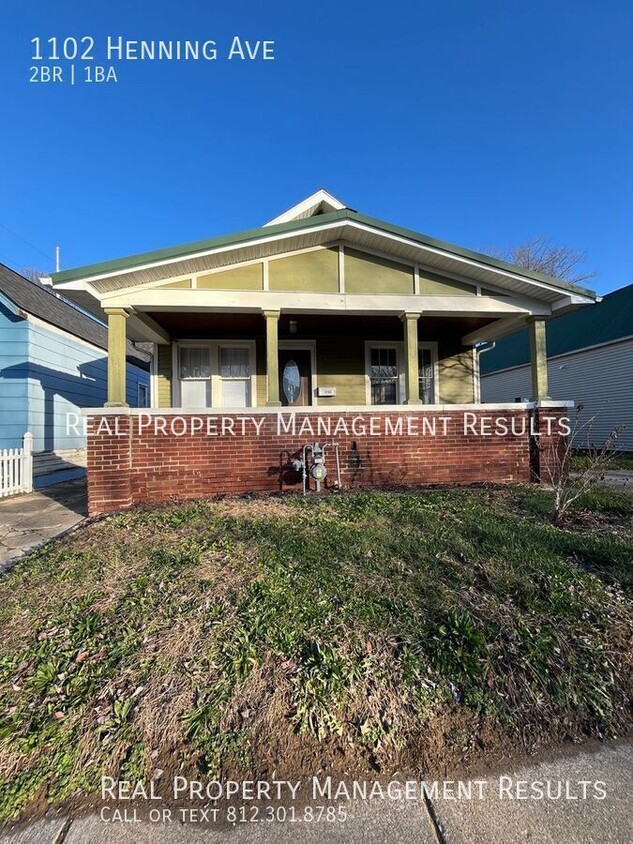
<box><xmin>364</xmin><ymin>342</ymin><xmax>404</xmax><ymax>406</ymax></box>
<box><xmin>418</xmin><ymin>341</ymin><xmax>439</xmax><ymax>404</ymax></box>
<box><xmin>364</xmin><ymin>340</ymin><xmax>440</xmax><ymax>405</ymax></box>
<box><xmin>137</xmin><ymin>382</ymin><xmax>149</xmax><ymax>408</ymax></box>
<box><xmin>173</xmin><ymin>340</ymin><xmax>257</xmax><ymax>408</ymax></box>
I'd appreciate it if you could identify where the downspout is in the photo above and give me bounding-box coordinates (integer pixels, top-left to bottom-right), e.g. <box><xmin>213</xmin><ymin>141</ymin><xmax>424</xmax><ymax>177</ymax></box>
<box><xmin>473</xmin><ymin>341</ymin><xmax>495</xmax><ymax>403</ymax></box>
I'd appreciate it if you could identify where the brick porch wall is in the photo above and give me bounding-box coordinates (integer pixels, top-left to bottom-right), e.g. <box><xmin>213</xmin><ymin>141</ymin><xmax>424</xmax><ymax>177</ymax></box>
<box><xmin>85</xmin><ymin>406</ymin><xmax>571</xmax><ymax>515</ymax></box>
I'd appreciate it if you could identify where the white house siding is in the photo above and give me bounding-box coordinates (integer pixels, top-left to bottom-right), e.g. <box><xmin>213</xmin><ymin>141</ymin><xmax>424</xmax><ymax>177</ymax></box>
<box><xmin>481</xmin><ymin>338</ymin><xmax>633</xmax><ymax>451</ymax></box>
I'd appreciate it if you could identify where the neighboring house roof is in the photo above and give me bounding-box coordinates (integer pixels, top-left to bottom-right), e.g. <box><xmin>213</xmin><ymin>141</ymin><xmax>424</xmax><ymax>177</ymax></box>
<box><xmin>51</xmin><ymin>193</ymin><xmax>596</xmax><ymax>301</ymax></box>
<box><xmin>0</xmin><ymin>263</ymin><xmax>149</xmax><ymax>369</ymax></box>
<box><xmin>480</xmin><ymin>282</ymin><xmax>633</xmax><ymax>375</ymax></box>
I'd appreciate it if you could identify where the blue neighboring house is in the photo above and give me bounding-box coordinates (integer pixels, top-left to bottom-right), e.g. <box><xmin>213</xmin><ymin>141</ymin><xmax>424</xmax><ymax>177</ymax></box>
<box><xmin>0</xmin><ymin>263</ymin><xmax>150</xmax><ymax>487</ymax></box>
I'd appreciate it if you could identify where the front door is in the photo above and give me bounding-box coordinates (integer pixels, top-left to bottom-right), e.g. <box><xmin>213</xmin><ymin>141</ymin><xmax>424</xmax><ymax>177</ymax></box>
<box><xmin>279</xmin><ymin>349</ymin><xmax>312</xmax><ymax>406</ymax></box>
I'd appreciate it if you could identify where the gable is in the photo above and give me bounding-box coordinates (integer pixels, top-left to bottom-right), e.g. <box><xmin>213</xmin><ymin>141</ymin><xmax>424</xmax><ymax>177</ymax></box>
<box><xmin>145</xmin><ymin>246</ymin><xmax>483</xmax><ymax>298</ymax></box>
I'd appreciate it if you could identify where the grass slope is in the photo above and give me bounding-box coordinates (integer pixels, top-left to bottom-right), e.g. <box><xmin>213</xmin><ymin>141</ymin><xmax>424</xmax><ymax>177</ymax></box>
<box><xmin>0</xmin><ymin>487</ymin><xmax>631</xmax><ymax>821</ymax></box>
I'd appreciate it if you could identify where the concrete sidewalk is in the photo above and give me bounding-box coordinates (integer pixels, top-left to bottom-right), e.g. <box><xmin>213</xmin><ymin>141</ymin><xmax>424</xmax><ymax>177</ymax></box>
<box><xmin>599</xmin><ymin>470</ymin><xmax>633</xmax><ymax>489</ymax></box>
<box><xmin>569</xmin><ymin>470</ymin><xmax>633</xmax><ymax>490</ymax></box>
<box><xmin>0</xmin><ymin>479</ymin><xmax>87</xmax><ymax>573</ymax></box>
<box><xmin>1</xmin><ymin>741</ymin><xmax>630</xmax><ymax>843</ymax></box>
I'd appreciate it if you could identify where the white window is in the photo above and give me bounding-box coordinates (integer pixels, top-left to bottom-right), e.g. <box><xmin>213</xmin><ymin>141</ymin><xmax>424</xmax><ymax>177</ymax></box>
<box><xmin>418</xmin><ymin>345</ymin><xmax>437</xmax><ymax>404</ymax></box>
<box><xmin>369</xmin><ymin>346</ymin><xmax>399</xmax><ymax>405</ymax></box>
<box><xmin>179</xmin><ymin>347</ymin><xmax>211</xmax><ymax>407</ymax></box>
<box><xmin>219</xmin><ymin>346</ymin><xmax>250</xmax><ymax>408</ymax></box>
<box><xmin>180</xmin><ymin>347</ymin><xmax>211</xmax><ymax>380</ymax></box>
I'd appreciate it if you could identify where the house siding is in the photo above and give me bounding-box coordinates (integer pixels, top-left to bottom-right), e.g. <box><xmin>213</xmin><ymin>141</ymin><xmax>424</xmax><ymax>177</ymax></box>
<box><xmin>438</xmin><ymin>347</ymin><xmax>475</xmax><ymax>404</ymax></box>
<box><xmin>129</xmin><ymin>250</ymin><xmax>486</xmax><ymax>298</ymax></box>
<box><xmin>156</xmin><ymin>344</ymin><xmax>173</xmax><ymax>407</ymax></box>
<box><xmin>481</xmin><ymin>338</ymin><xmax>633</xmax><ymax>451</ymax></box>
<box><xmin>0</xmin><ymin>305</ymin><xmax>149</xmax><ymax>452</ymax></box>
<box><xmin>268</xmin><ymin>249</ymin><xmax>339</xmax><ymax>293</ymax></box>
<box><xmin>25</xmin><ymin>320</ymin><xmax>149</xmax><ymax>452</ymax></box>
<box><xmin>0</xmin><ymin>300</ymin><xmax>29</xmax><ymax>449</ymax></box>
<box><xmin>198</xmin><ymin>264</ymin><xmax>263</xmax><ymax>290</ymax></box>
<box><xmin>344</xmin><ymin>249</ymin><xmax>414</xmax><ymax>295</ymax></box>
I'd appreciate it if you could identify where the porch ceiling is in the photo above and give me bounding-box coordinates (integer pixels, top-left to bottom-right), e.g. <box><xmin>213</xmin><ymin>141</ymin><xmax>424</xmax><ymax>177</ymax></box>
<box><xmin>143</xmin><ymin>311</ymin><xmax>493</xmax><ymax>342</ymax></box>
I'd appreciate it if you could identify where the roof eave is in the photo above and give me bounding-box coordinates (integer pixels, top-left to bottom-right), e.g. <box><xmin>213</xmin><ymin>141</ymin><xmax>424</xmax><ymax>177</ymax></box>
<box><xmin>52</xmin><ymin>209</ymin><xmax>597</xmax><ymax>304</ymax></box>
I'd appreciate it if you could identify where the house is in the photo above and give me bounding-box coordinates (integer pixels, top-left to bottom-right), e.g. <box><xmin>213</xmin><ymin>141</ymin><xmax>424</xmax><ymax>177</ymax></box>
<box><xmin>481</xmin><ymin>283</ymin><xmax>633</xmax><ymax>452</ymax></box>
<box><xmin>0</xmin><ymin>263</ymin><xmax>150</xmax><ymax>487</ymax></box>
<box><xmin>49</xmin><ymin>190</ymin><xmax>598</xmax><ymax>513</ymax></box>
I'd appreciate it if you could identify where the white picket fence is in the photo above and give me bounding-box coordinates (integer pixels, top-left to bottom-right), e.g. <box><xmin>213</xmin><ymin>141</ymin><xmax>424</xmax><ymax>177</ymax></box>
<box><xmin>0</xmin><ymin>432</ymin><xmax>33</xmax><ymax>498</ymax></box>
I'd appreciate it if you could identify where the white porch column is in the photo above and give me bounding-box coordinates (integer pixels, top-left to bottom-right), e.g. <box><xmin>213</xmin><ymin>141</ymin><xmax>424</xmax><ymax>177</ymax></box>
<box><xmin>104</xmin><ymin>308</ymin><xmax>129</xmax><ymax>407</ymax></box>
<box><xmin>263</xmin><ymin>309</ymin><xmax>281</xmax><ymax>406</ymax></box>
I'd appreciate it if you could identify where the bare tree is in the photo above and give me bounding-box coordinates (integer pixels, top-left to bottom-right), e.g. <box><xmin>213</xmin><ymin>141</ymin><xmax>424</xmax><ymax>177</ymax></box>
<box><xmin>490</xmin><ymin>236</ymin><xmax>594</xmax><ymax>285</ymax></box>
<box><xmin>20</xmin><ymin>267</ymin><xmax>49</xmax><ymax>284</ymax></box>
<box><xmin>539</xmin><ymin>404</ymin><xmax>626</xmax><ymax>523</ymax></box>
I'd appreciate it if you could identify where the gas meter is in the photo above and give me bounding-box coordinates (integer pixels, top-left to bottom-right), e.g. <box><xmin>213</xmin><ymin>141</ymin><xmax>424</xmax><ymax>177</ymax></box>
<box><xmin>309</xmin><ymin>443</ymin><xmax>327</xmax><ymax>480</ymax></box>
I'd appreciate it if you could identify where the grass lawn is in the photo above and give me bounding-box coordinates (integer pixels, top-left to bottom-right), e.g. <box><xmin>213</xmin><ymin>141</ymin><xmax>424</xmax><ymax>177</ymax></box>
<box><xmin>0</xmin><ymin>486</ymin><xmax>631</xmax><ymax>821</ymax></box>
<box><xmin>571</xmin><ymin>451</ymin><xmax>633</xmax><ymax>472</ymax></box>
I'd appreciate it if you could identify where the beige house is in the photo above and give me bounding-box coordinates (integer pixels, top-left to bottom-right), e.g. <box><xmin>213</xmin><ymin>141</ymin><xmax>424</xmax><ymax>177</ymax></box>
<box><xmin>51</xmin><ymin>190</ymin><xmax>597</xmax><ymax>411</ymax></box>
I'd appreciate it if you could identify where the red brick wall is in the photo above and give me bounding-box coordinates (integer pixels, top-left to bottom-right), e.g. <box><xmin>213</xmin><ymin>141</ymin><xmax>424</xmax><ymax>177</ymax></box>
<box><xmin>85</xmin><ymin>408</ymin><xmax>570</xmax><ymax>515</ymax></box>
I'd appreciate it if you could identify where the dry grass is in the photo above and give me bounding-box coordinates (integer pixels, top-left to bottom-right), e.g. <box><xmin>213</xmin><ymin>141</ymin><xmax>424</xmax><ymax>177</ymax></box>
<box><xmin>0</xmin><ymin>487</ymin><xmax>631</xmax><ymax>821</ymax></box>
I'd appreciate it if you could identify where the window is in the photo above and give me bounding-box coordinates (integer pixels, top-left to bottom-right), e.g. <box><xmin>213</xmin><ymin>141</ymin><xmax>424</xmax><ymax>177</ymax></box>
<box><xmin>179</xmin><ymin>347</ymin><xmax>211</xmax><ymax>407</ymax></box>
<box><xmin>418</xmin><ymin>346</ymin><xmax>435</xmax><ymax>404</ymax></box>
<box><xmin>219</xmin><ymin>346</ymin><xmax>250</xmax><ymax>407</ymax></box>
<box><xmin>176</xmin><ymin>342</ymin><xmax>255</xmax><ymax>409</ymax></box>
<box><xmin>369</xmin><ymin>347</ymin><xmax>398</xmax><ymax>405</ymax></box>
<box><xmin>180</xmin><ymin>347</ymin><xmax>210</xmax><ymax>380</ymax></box>
<box><xmin>138</xmin><ymin>383</ymin><xmax>149</xmax><ymax>408</ymax></box>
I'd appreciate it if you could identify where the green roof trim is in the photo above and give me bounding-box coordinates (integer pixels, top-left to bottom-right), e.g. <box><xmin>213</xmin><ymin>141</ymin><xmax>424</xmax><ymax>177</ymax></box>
<box><xmin>52</xmin><ymin>209</ymin><xmax>597</xmax><ymax>300</ymax></box>
<box><xmin>480</xmin><ymin>283</ymin><xmax>633</xmax><ymax>375</ymax></box>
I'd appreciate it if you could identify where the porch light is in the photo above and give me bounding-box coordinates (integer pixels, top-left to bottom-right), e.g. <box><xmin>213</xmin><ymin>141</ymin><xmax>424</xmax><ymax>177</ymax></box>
<box><xmin>289</xmin><ymin>319</ymin><xmax>298</xmax><ymax>334</ymax></box>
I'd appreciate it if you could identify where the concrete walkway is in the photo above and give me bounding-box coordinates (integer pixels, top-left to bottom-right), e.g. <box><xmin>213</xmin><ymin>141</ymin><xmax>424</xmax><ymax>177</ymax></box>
<box><xmin>1</xmin><ymin>741</ymin><xmax>630</xmax><ymax>843</ymax></box>
<box><xmin>0</xmin><ymin>479</ymin><xmax>87</xmax><ymax>572</ymax></box>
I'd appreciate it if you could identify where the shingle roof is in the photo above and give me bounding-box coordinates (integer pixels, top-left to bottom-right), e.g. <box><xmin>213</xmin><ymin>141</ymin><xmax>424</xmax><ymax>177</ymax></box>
<box><xmin>0</xmin><ymin>263</ymin><xmax>149</xmax><ymax>369</ymax></box>
<box><xmin>51</xmin><ymin>209</ymin><xmax>597</xmax><ymax>300</ymax></box>
<box><xmin>480</xmin><ymin>283</ymin><xmax>633</xmax><ymax>375</ymax></box>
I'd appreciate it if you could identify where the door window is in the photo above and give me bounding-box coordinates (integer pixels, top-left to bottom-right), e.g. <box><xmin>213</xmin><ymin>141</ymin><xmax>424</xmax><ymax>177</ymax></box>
<box><xmin>282</xmin><ymin>360</ymin><xmax>301</xmax><ymax>403</ymax></box>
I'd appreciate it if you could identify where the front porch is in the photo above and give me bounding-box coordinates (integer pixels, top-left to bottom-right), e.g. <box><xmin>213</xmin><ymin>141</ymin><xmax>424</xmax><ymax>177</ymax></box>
<box><xmin>102</xmin><ymin>310</ymin><xmax>554</xmax><ymax>412</ymax></box>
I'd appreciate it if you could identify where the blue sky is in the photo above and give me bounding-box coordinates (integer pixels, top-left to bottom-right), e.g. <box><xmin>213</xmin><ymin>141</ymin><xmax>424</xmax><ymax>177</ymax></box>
<box><xmin>1</xmin><ymin>1</ymin><xmax>631</xmax><ymax>294</ymax></box>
